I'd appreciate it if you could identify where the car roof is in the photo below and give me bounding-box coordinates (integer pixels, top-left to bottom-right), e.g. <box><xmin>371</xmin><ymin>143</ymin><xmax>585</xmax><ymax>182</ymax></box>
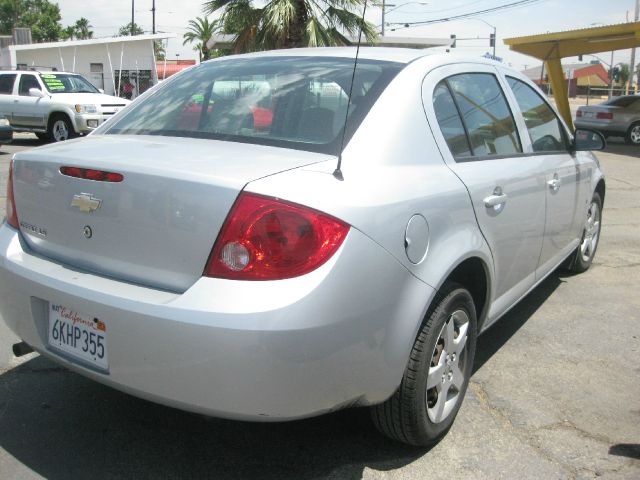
<box><xmin>205</xmin><ymin>47</ymin><xmax>511</xmax><ymax>71</ymax></box>
<box><xmin>0</xmin><ymin>70</ymin><xmax>78</xmax><ymax>75</ymax></box>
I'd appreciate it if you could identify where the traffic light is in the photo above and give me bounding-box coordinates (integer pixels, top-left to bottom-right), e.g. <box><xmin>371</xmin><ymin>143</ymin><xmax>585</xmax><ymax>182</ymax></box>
<box><xmin>489</xmin><ymin>33</ymin><xmax>496</xmax><ymax>48</ymax></box>
<box><xmin>450</xmin><ymin>34</ymin><xmax>457</xmax><ymax>48</ymax></box>
<box><xmin>612</xmin><ymin>66</ymin><xmax>621</xmax><ymax>82</ymax></box>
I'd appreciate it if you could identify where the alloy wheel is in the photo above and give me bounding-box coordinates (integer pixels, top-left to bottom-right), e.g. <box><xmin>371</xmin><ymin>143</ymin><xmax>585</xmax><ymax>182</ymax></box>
<box><xmin>426</xmin><ymin>309</ymin><xmax>469</xmax><ymax>423</ymax></box>
<box><xmin>580</xmin><ymin>200</ymin><xmax>601</xmax><ymax>263</ymax></box>
<box><xmin>52</xmin><ymin>120</ymin><xmax>69</xmax><ymax>141</ymax></box>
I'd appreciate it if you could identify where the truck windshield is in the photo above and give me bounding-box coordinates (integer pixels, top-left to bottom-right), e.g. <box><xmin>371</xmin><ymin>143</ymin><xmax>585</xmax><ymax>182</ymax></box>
<box><xmin>103</xmin><ymin>56</ymin><xmax>403</xmax><ymax>155</ymax></box>
<box><xmin>39</xmin><ymin>73</ymin><xmax>100</xmax><ymax>94</ymax></box>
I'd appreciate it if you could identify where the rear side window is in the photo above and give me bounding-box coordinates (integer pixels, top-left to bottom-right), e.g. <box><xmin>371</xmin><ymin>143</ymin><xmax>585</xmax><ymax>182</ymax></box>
<box><xmin>0</xmin><ymin>74</ymin><xmax>16</xmax><ymax>94</ymax></box>
<box><xmin>432</xmin><ymin>73</ymin><xmax>521</xmax><ymax>160</ymax></box>
<box><xmin>18</xmin><ymin>74</ymin><xmax>41</xmax><ymax>96</ymax></box>
<box><xmin>432</xmin><ymin>83</ymin><xmax>472</xmax><ymax>157</ymax></box>
<box><xmin>507</xmin><ymin>77</ymin><xmax>568</xmax><ymax>152</ymax></box>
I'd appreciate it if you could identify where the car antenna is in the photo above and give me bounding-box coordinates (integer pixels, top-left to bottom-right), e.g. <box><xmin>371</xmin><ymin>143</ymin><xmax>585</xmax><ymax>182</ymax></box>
<box><xmin>333</xmin><ymin>1</ymin><xmax>369</xmax><ymax>181</ymax></box>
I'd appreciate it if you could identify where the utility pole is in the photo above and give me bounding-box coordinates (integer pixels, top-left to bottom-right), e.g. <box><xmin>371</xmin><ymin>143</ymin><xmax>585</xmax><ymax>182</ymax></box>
<box><xmin>152</xmin><ymin>0</ymin><xmax>156</xmax><ymax>34</ymax></box>
<box><xmin>609</xmin><ymin>50</ymin><xmax>615</xmax><ymax>98</ymax></box>
<box><xmin>381</xmin><ymin>0</ymin><xmax>386</xmax><ymax>36</ymax></box>
<box><xmin>628</xmin><ymin>0</ymin><xmax>640</xmax><ymax>94</ymax></box>
<box><xmin>131</xmin><ymin>0</ymin><xmax>135</xmax><ymax>35</ymax></box>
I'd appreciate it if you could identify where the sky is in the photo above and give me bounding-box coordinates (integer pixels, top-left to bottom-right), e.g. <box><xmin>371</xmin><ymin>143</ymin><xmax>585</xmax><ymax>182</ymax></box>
<box><xmin>52</xmin><ymin>0</ymin><xmax>640</xmax><ymax>71</ymax></box>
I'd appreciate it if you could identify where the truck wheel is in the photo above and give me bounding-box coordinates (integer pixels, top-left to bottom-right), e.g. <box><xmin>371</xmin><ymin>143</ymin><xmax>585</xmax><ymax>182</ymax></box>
<box><xmin>48</xmin><ymin>115</ymin><xmax>76</xmax><ymax>142</ymax></box>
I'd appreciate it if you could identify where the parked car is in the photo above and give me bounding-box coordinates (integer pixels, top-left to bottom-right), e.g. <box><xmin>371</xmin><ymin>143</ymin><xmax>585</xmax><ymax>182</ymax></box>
<box><xmin>0</xmin><ymin>114</ymin><xmax>11</xmax><ymax>147</ymax></box>
<box><xmin>0</xmin><ymin>48</ymin><xmax>605</xmax><ymax>447</ymax></box>
<box><xmin>575</xmin><ymin>95</ymin><xmax>640</xmax><ymax>144</ymax></box>
<box><xmin>0</xmin><ymin>70</ymin><xmax>130</xmax><ymax>142</ymax></box>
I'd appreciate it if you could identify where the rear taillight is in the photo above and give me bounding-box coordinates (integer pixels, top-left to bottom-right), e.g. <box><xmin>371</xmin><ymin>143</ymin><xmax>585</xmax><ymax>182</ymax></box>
<box><xmin>6</xmin><ymin>160</ymin><xmax>19</xmax><ymax>229</ymax></box>
<box><xmin>576</xmin><ymin>110</ymin><xmax>582</xmax><ymax>117</ymax></box>
<box><xmin>205</xmin><ymin>192</ymin><xmax>350</xmax><ymax>280</ymax></box>
<box><xmin>597</xmin><ymin>112</ymin><xmax>613</xmax><ymax>120</ymax></box>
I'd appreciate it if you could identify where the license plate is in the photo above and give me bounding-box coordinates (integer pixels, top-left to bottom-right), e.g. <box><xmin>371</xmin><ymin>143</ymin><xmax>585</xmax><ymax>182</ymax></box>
<box><xmin>583</xmin><ymin>112</ymin><xmax>595</xmax><ymax>118</ymax></box>
<box><xmin>48</xmin><ymin>303</ymin><xmax>108</xmax><ymax>370</ymax></box>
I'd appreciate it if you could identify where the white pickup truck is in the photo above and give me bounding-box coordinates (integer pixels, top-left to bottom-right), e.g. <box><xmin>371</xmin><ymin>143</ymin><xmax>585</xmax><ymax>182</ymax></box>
<box><xmin>0</xmin><ymin>70</ymin><xmax>130</xmax><ymax>142</ymax></box>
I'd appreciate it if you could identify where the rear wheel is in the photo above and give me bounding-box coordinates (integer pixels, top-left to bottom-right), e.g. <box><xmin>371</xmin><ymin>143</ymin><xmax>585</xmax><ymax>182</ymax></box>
<box><xmin>371</xmin><ymin>282</ymin><xmax>477</xmax><ymax>446</ymax></box>
<box><xmin>625</xmin><ymin>122</ymin><xmax>640</xmax><ymax>145</ymax></box>
<box><xmin>566</xmin><ymin>191</ymin><xmax>602</xmax><ymax>273</ymax></box>
<box><xmin>48</xmin><ymin>115</ymin><xmax>75</xmax><ymax>142</ymax></box>
<box><xmin>35</xmin><ymin>132</ymin><xmax>50</xmax><ymax>142</ymax></box>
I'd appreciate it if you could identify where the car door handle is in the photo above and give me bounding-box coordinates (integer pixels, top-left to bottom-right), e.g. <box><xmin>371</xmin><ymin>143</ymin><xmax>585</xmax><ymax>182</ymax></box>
<box><xmin>547</xmin><ymin>178</ymin><xmax>561</xmax><ymax>191</ymax></box>
<box><xmin>484</xmin><ymin>193</ymin><xmax>508</xmax><ymax>208</ymax></box>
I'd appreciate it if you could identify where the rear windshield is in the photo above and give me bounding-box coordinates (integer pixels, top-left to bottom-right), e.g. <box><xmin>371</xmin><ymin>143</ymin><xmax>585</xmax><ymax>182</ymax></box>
<box><xmin>103</xmin><ymin>56</ymin><xmax>403</xmax><ymax>154</ymax></box>
<box><xmin>603</xmin><ymin>96</ymin><xmax>639</xmax><ymax>107</ymax></box>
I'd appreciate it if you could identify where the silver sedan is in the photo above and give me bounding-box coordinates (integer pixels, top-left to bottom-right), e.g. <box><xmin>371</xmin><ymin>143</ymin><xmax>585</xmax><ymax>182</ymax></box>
<box><xmin>0</xmin><ymin>48</ymin><xmax>605</xmax><ymax>446</ymax></box>
<box><xmin>575</xmin><ymin>95</ymin><xmax>640</xmax><ymax>144</ymax></box>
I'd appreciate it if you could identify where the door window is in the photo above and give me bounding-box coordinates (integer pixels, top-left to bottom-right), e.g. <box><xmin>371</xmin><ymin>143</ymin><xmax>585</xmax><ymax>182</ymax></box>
<box><xmin>18</xmin><ymin>74</ymin><xmax>42</xmax><ymax>96</ymax></box>
<box><xmin>446</xmin><ymin>73</ymin><xmax>521</xmax><ymax>157</ymax></box>
<box><xmin>0</xmin><ymin>74</ymin><xmax>16</xmax><ymax>94</ymax></box>
<box><xmin>506</xmin><ymin>77</ymin><xmax>568</xmax><ymax>153</ymax></box>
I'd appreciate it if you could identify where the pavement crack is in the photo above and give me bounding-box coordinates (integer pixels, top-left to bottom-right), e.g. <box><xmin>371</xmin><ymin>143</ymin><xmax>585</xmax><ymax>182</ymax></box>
<box><xmin>536</xmin><ymin>420</ymin><xmax>613</xmax><ymax>446</ymax></box>
<box><xmin>469</xmin><ymin>381</ymin><xmax>514</xmax><ymax>430</ymax></box>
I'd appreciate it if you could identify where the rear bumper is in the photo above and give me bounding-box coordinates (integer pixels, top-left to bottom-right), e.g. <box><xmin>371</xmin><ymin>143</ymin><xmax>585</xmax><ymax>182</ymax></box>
<box><xmin>0</xmin><ymin>222</ymin><xmax>433</xmax><ymax>421</ymax></box>
<box><xmin>575</xmin><ymin>118</ymin><xmax>628</xmax><ymax>135</ymax></box>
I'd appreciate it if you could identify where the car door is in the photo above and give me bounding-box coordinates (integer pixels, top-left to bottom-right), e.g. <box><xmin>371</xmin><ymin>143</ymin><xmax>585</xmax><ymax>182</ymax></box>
<box><xmin>0</xmin><ymin>73</ymin><xmax>18</xmax><ymax>120</ymax></box>
<box><xmin>504</xmin><ymin>75</ymin><xmax>589</xmax><ymax>278</ymax></box>
<box><xmin>12</xmin><ymin>73</ymin><xmax>47</xmax><ymax>128</ymax></box>
<box><xmin>423</xmin><ymin>64</ymin><xmax>546</xmax><ymax>323</ymax></box>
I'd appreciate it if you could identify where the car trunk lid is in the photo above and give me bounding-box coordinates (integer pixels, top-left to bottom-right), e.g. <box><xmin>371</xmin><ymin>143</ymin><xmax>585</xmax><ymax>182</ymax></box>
<box><xmin>11</xmin><ymin>134</ymin><xmax>330</xmax><ymax>292</ymax></box>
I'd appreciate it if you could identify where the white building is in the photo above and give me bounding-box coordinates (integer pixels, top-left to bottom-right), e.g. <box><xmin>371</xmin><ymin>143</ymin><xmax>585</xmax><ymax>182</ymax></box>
<box><xmin>0</xmin><ymin>33</ymin><xmax>176</xmax><ymax>97</ymax></box>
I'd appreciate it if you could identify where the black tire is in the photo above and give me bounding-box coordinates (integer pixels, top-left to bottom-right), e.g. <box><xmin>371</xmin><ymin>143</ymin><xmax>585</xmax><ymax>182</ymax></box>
<box><xmin>371</xmin><ymin>282</ymin><xmax>477</xmax><ymax>446</ymax></box>
<box><xmin>625</xmin><ymin>122</ymin><xmax>640</xmax><ymax>145</ymax></box>
<box><xmin>35</xmin><ymin>132</ymin><xmax>50</xmax><ymax>142</ymax></box>
<box><xmin>47</xmin><ymin>114</ymin><xmax>76</xmax><ymax>142</ymax></box>
<box><xmin>565</xmin><ymin>191</ymin><xmax>602</xmax><ymax>273</ymax></box>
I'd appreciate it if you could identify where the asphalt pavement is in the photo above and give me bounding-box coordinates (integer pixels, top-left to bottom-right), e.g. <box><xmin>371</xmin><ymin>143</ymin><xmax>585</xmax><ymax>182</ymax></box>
<box><xmin>0</xmin><ymin>134</ymin><xmax>638</xmax><ymax>479</ymax></box>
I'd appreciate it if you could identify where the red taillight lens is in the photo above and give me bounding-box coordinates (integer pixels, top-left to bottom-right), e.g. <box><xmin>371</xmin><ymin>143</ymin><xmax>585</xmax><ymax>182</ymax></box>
<box><xmin>205</xmin><ymin>193</ymin><xmax>350</xmax><ymax>280</ymax></box>
<box><xmin>6</xmin><ymin>160</ymin><xmax>19</xmax><ymax>229</ymax></box>
<box><xmin>60</xmin><ymin>166</ymin><xmax>124</xmax><ymax>182</ymax></box>
<box><xmin>596</xmin><ymin>112</ymin><xmax>613</xmax><ymax>120</ymax></box>
<box><xmin>576</xmin><ymin>110</ymin><xmax>582</xmax><ymax>117</ymax></box>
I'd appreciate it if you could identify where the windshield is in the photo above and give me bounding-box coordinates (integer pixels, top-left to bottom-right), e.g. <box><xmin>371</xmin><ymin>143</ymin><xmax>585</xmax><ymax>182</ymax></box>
<box><xmin>103</xmin><ymin>56</ymin><xmax>403</xmax><ymax>154</ymax></box>
<box><xmin>603</xmin><ymin>96</ymin><xmax>639</xmax><ymax>108</ymax></box>
<box><xmin>39</xmin><ymin>73</ymin><xmax>100</xmax><ymax>94</ymax></box>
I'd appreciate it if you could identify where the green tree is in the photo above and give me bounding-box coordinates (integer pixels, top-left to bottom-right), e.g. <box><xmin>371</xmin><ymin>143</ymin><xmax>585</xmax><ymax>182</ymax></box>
<box><xmin>203</xmin><ymin>0</ymin><xmax>377</xmax><ymax>53</ymax></box>
<box><xmin>183</xmin><ymin>17</ymin><xmax>219</xmax><ymax>61</ymax></box>
<box><xmin>618</xmin><ymin>63</ymin><xmax>630</xmax><ymax>86</ymax></box>
<box><xmin>61</xmin><ymin>25</ymin><xmax>75</xmax><ymax>40</ymax></box>
<box><xmin>154</xmin><ymin>41</ymin><xmax>166</xmax><ymax>60</ymax></box>
<box><xmin>118</xmin><ymin>22</ymin><xmax>144</xmax><ymax>36</ymax></box>
<box><xmin>73</xmin><ymin>17</ymin><xmax>93</xmax><ymax>40</ymax></box>
<box><xmin>0</xmin><ymin>0</ymin><xmax>63</xmax><ymax>42</ymax></box>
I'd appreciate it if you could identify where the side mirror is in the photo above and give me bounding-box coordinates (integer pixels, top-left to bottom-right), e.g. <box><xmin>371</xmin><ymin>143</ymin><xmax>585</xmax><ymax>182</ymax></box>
<box><xmin>29</xmin><ymin>88</ymin><xmax>45</xmax><ymax>98</ymax></box>
<box><xmin>574</xmin><ymin>128</ymin><xmax>605</xmax><ymax>151</ymax></box>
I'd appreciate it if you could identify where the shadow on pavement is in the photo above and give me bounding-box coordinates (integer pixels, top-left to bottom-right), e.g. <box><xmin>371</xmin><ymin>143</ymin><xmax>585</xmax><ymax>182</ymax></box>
<box><xmin>473</xmin><ymin>272</ymin><xmax>563</xmax><ymax>374</ymax></box>
<box><xmin>603</xmin><ymin>137</ymin><xmax>640</xmax><ymax>158</ymax></box>
<box><xmin>609</xmin><ymin>443</ymin><xmax>640</xmax><ymax>460</ymax></box>
<box><xmin>0</xmin><ymin>358</ymin><xmax>424</xmax><ymax>479</ymax></box>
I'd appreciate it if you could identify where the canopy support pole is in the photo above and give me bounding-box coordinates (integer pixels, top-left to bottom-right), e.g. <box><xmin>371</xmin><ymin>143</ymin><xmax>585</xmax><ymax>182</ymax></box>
<box><xmin>545</xmin><ymin>58</ymin><xmax>573</xmax><ymax>131</ymax></box>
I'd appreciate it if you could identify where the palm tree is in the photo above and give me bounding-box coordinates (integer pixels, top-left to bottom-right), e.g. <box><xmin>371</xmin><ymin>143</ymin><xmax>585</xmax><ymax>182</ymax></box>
<box><xmin>61</xmin><ymin>25</ymin><xmax>75</xmax><ymax>41</ymax></box>
<box><xmin>202</xmin><ymin>0</ymin><xmax>377</xmax><ymax>53</ymax></box>
<box><xmin>74</xmin><ymin>17</ymin><xmax>93</xmax><ymax>40</ymax></box>
<box><xmin>183</xmin><ymin>17</ymin><xmax>220</xmax><ymax>61</ymax></box>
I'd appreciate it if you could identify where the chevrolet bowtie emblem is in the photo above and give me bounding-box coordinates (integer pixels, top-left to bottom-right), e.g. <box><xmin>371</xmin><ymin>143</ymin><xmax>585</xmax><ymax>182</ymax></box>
<box><xmin>71</xmin><ymin>193</ymin><xmax>102</xmax><ymax>213</ymax></box>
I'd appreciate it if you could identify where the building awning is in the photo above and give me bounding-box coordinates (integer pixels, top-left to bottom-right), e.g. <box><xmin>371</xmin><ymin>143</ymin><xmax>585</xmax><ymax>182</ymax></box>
<box><xmin>505</xmin><ymin>22</ymin><xmax>640</xmax><ymax>129</ymax></box>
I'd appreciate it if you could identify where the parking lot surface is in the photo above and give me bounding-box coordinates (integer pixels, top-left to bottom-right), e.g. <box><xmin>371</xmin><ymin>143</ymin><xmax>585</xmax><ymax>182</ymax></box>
<box><xmin>0</xmin><ymin>134</ymin><xmax>639</xmax><ymax>479</ymax></box>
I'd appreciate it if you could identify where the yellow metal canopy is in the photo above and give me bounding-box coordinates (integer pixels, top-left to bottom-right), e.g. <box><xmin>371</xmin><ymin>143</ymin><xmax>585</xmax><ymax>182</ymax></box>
<box><xmin>505</xmin><ymin>22</ymin><xmax>640</xmax><ymax>129</ymax></box>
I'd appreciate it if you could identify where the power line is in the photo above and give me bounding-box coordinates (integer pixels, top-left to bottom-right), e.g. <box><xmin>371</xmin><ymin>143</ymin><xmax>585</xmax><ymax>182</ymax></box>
<box><xmin>389</xmin><ymin>0</ymin><xmax>544</xmax><ymax>28</ymax></box>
